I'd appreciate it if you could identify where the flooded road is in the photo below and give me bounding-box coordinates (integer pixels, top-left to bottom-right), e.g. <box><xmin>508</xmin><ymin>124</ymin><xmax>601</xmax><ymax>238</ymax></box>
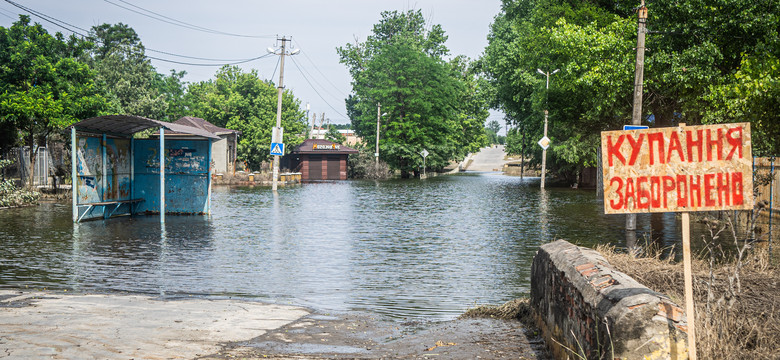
<box><xmin>0</xmin><ymin>173</ymin><xmax>683</xmax><ymax>320</ymax></box>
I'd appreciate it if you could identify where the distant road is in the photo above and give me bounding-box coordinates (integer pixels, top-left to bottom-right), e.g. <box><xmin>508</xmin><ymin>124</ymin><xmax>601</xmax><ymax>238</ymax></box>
<box><xmin>466</xmin><ymin>145</ymin><xmax>510</xmax><ymax>172</ymax></box>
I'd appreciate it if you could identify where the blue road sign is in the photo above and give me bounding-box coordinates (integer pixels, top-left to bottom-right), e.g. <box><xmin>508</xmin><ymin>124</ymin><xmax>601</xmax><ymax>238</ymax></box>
<box><xmin>270</xmin><ymin>142</ymin><xmax>284</xmax><ymax>156</ymax></box>
<box><xmin>623</xmin><ymin>125</ymin><xmax>649</xmax><ymax>130</ymax></box>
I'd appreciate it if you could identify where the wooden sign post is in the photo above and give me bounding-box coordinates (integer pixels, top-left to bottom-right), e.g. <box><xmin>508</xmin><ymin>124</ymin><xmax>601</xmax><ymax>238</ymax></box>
<box><xmin>601</xmin><ymin>123</ymin><xmax>753</xmax><ymax>360</ymax></box>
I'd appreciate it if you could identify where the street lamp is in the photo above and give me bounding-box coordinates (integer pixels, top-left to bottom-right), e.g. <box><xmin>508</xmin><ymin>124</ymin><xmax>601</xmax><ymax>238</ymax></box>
<box><xmin>267</xmin><ymin>37</ymin><xmax>300</xmax><ymax>192</ymax></box>
<box><xmin>536</xmin><ymin>68</ymin><xmax>559</xmax><ymax>190</ymax></box>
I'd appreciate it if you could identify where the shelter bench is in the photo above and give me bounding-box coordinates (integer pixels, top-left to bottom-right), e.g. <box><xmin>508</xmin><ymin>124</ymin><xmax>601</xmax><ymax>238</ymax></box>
<box><xmin>76</xmin><ymin>198</ymin><xmax>144</xmax><ymax>223</ymax></box>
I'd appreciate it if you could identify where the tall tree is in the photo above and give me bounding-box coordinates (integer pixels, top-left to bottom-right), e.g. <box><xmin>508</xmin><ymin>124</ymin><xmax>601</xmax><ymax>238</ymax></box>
<box><xmin>486</xmin><ymin>0</ymin><xmax>780</xmax><ymax>183</ymax></box>
<box><xmin>338</xmin><ymin>10</ymin><xmax>488</xmax><ymax>177</ymax></box>
<box><xmin>0</xmin><ymin>16</ymin><xmax>109</xmax><ymax>186</ymax></box>
<box><xmin>86</xmin><ymin>23</ymin><xmax>168</xmax><ymax>119</ymax></box>
<box><xmin>184</xmin><ymin>66</ymin><xmax>307</xmax><ymax>170</ymax></box>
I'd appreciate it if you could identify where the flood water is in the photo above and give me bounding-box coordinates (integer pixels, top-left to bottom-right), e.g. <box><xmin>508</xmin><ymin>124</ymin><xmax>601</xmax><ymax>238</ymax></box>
<box><xmin>0</xmin><ymin>173</ymin><xmax>685</xmax><ymax>320</ymax></box>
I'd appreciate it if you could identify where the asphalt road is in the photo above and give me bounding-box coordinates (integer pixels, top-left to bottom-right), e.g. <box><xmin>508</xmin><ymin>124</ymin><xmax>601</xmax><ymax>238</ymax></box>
<box><xmin>466</xmin><ymin>145</ymin><xmax>510</xmax><ymax>172</ymax></box>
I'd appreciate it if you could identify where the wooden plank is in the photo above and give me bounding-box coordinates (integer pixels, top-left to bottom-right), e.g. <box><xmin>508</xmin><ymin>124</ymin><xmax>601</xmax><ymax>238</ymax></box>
<box><xmin>682</xmin><ymin>212</ymin><xmax>698</xmax><ymax>360</ymax></box>
<box><xmin>601</xmin><ymin>123</ymin><xmax>753</xmax><ymax>214</ymax></box>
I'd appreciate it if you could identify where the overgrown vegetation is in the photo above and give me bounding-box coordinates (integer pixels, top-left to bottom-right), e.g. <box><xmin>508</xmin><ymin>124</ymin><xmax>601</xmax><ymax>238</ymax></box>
<box><xmin>483</xmin><ymin>0</ymin><xmax>780</xmax><ymax>182</ymax></box>
<box><xmin>597</xmin><ymin>217</ymin><xmax>779</xmax><ymax>359</ymax></box>
<box><xmin>347</xmin><ymin>143</ymin><xmax>391</xmax><ymax>180</ymax></box>
<box><xmin>0</xmin><ymin>159</ymin><xmax>40</xmax><ymax>208</ymax></box>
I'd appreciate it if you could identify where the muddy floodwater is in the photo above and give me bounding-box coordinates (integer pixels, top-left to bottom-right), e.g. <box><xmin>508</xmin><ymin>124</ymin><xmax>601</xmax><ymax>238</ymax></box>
<box><xmin>0</xmin><ymin>173</ymin><xmax>686</xmax><ymax>320</ymax></box>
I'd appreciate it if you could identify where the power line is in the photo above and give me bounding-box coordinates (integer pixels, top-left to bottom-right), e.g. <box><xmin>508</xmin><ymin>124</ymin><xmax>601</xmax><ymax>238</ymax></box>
<box><xmin>146</xmin><ymin>48</ymin><xmax>269</xmax><ymax>63</ymax></box>
<box><xmin>288</xmin><ymin>49</ymin><xmax>346</xmax><ymax>106</ymax></box>
<box><xmin>105</xmin><ymin>0</ymin><xmax>275</xmax><ymax>39</ymax></box>
<box><xmin>147</xmin><ymin>53</ymin><xmax>275</xmax><ymax>67</ymax></box>
<box><xmin>292</xmin><ymin>39</ymin><xmax>350</xmax><ymax>98</ymax></box>
<box><xmin>289</xmin><ymin>56</ymin><xmax>348</xmax><ymax>119</ymax></box>
<box><xmin>0</xmin><ymin>4</ymin><xmax>18</xmax><ymax>19</ymax></box>
<box><xmin>3</xmin><ymin>0</ymin><xmax>270</xmax><ymax>67</ymax></box>
<box><xmin>270</xmin><ymin>55</ymin><xmax>281</xmax><ymax>83</ymax></box>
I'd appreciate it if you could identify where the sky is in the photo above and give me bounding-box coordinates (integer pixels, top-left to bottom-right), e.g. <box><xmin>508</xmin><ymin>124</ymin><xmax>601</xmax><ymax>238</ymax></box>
<box><xmin>0</xmin><ymin>0</ymin><xmax>506</xmax><ymax>130</ymax></box>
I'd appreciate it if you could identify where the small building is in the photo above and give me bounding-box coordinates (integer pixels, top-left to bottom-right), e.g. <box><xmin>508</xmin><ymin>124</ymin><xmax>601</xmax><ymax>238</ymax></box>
<box><xmin>284</xmin><ymin>139</ymin><xmax>358</xmax><ymax>180</ymax></box>
<box><xmin>152</xmin><ymin>117</ymin><xmax>240</xmax><ymax>174</ymax></box>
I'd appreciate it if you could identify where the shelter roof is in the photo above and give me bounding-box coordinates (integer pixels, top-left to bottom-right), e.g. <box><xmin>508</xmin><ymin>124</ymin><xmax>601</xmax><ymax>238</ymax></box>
<box><xmin>291</xmin><ymin>139</ymin><xmax>358</xmax><ymax>155</ymax></box>
<box><xmin>69</xmin><ymin>115</ymin><xmax>219</xmax><ymax>139</ymax></box>
<box><xmin>172</xmin><ymin>116</ymin><xmax>241</xmax><ymax>136</ymax></box>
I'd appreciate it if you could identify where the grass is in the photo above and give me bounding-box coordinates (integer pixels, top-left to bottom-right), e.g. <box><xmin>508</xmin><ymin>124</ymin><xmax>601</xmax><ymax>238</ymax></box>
<box><xmin>461</xmin><ymin>298</ymin><xmax>533</xmax><ymax>324</ymax></box>
<box><xmin>597</xmin><ymin>244</ymin><xmax>779</xmax><ymax>359</ymax></box>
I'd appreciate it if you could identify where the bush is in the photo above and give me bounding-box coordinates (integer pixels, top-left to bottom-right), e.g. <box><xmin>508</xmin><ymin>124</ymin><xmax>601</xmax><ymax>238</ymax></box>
<box><xmin>0</xmin><ymin>159</ymin><xmax>40</xmax><ymax>208</ymax></box>
<box><xmin>347</xmin><ymin>144</ymin><xmax>391</xmax><ymax>180</ymax></box>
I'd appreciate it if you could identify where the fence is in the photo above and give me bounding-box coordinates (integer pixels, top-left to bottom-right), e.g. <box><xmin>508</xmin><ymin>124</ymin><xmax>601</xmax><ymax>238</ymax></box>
<box><xmin>754</xmin><ymin>157</ymin><xmax>778</xmax><ymax>256</ymax></box>
<box><xmin>2</xmin><ymin>145</ymin><xmax>69</xmax><ymax>187</ymax></box>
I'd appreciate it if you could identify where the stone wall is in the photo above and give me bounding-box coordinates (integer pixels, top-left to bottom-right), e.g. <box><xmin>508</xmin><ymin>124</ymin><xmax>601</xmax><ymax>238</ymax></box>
<box><xmin>531</xmin><ymin>240</ymin><xmax>688</xmax><ymax>359</ymax></box>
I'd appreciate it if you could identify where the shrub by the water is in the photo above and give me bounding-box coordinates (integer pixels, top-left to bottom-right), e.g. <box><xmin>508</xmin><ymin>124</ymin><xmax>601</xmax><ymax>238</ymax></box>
<box><xmin>0</xmin><ymin>159</ymin><xmax>40</xmax><ymax>208</ymax></box>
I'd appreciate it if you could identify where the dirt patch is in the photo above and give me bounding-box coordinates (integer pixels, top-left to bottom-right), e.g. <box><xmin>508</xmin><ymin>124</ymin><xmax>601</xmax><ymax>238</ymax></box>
<box><xmin>206</xmin><ymin>309</ymin><xmax>550</xmax><ymax>359</ymax></box>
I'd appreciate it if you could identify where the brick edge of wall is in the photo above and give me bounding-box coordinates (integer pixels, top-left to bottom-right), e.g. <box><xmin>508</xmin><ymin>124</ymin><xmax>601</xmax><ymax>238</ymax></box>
<box><xmin>530</xmin><ymin>240</ymin><xmax>689</xmax><ymax>360</ymax></box>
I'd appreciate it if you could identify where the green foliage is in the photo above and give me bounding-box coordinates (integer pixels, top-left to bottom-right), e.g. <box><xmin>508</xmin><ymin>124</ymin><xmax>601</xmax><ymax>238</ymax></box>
<box><xmin>347</xmin><ymin>143</ymin><xmax>391</xmax><ymax>180</ymax></box>
<box><xmin>0</xmin><ymin>16</ymin><xmax>110</xmax><ymax>185</ymax></box>
<box><xmin>153</xmin><ymin>69</ymin><xmax>189</xmax><ymax>122</ymax></box>
<box><xmin>338</xmin><ymin>10</ymin><xmax>489</xmax><ymax>177</ymax></box>
<box><xmin>0</xmin><ymin>159</ymin><xmax>40</xmax><ymax>207</ymax></box>
<box><xmin>86</xmin><ymin>23</ymin><xmax>168</xmax><ymax>119</ymax></box>
<box><xmin>484</xmin><ymin>0</ymin><xmax>780</xmax><ymax>183</ymax></box>
<box><xmin>184</xmin><ymin>66</ymin><xmax>307</xmax><ymax>170</ymax></box>
<box><xmin>702</xmin><ymin>55</ymin><xmax>780</xmax><ymax>156</ymax></box>
<box><xmin>325</xmin><ymin>127</ymin><xmax>347</xmax><ymax>144</ymax></box>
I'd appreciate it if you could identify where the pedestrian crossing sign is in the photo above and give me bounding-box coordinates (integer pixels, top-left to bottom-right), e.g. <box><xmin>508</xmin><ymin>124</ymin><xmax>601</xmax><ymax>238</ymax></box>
<box><xmin>270</xmin><ymin>142</ymin><xmax>284</xmax><ymax>156</ymax></box>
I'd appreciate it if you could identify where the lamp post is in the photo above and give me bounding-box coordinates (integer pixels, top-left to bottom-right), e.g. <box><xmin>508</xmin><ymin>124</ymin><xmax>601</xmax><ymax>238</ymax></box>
<box><xmin>375</xmin><ymin>103</ymin><xmax>387</xmax><ymax>169</ymax></box>
<box><xmin>536</xmin><ymin>68</ymin><xmax>559</xmax><ymax>189</ymax></box>
<box><xmin>267</xmin><ymin>36</ymin><xmax>300</xmax><ymax>192</ymax></box>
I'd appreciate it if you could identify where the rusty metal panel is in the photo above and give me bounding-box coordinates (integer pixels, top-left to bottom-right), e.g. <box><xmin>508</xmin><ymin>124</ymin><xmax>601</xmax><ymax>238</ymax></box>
<box><xmin>75</xmin><ymin>135</ymin><xmax>102</xmax><ymax>205</ymax></box>
<box><xmin>133</xmin><ymin>139</ymin><xmax>210</xmax><ymax>214</ymax></box>
<box><xmin>104</xmin><ymin>138</ymin><xmax>132</xmax><ymax>201</ymax></box>
<box><xmin>601</xmin><ymin>123</ymin><xmax>753</xmax><ymax>214</ymax></box>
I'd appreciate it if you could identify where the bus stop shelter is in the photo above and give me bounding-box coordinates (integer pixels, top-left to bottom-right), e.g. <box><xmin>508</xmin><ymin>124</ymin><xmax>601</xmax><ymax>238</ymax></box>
<box><xmin>68</xmin><ymin>115</ymin><xmax>220</xmax><ymax>223</ymax></box>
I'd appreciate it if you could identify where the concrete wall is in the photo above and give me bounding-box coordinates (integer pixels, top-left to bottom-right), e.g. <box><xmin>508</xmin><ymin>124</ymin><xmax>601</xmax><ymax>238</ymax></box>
<box><xmin>212</xmin><ymin>137</ymin><xmax>228</xmax><ymax>174</ymax></box>
<box><xmin>531</xmin><ymin>240</ymin><xmax>689</xmax><ymax>359</ymax></box>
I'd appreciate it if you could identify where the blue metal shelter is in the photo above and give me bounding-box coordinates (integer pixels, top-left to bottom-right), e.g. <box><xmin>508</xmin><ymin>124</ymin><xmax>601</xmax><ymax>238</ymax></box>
<box><xmin>68</xmin><ymin>115</ymin><xmax>220</xmax><ymax>223</ymax></box>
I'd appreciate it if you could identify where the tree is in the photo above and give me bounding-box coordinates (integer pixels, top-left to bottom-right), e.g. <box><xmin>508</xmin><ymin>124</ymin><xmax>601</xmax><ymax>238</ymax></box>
<box><xmin>86</xmin><ymin>23</ymin><xmax>168</xmax><ymax>119</ymax></box>
<box><xmin>0</xmin><ymin>16</ymin><xmax>109</xmax><ymax>186</ymax></box>
<box><xmin>483</xmin><ymin>1</ymin><xmax>637</xmax><ymax>183</ymax></box>
<box><xmin>484</xmin><ymin>0</ymin><xmax>780</xmax><ymax>184</ymax></box>
<box><xmin>338</xmin><ymin>10</ymin><xmax>489</xmax><ymax>177</ymax></box>
<box><xmin>184</xmin><ymin>66</ymin><xmax>307</xmax><ymax>170</ymax></box>
<box><xmin>153</xmin><ymin>69</ymin><xmax>189</xmax><ymax>122</ymax></box>
<box><xmin>325</xmin><ymin>127</ymin><xmax>346</xmax><ymax>144</ymax></box>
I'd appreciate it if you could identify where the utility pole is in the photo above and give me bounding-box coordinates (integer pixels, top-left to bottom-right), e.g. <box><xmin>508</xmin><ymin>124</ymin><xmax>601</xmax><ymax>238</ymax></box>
<box><xmin>268</xmin><ymin>36</ymin><xmax>299</xmax><ymax>192</ymax></box>
<box><xmin>306</xmin><ymin>103</ymin><xmax>311</xmax><ymax>138</ymax></box>
<box><xmin>537</xmin><ymin>68</ymin><xmax>558</xmax><ymax>189</ymax></box>
<box><xmin>375</xmin><ymin>102</ymin><xmax>381</xmax><ymax>166</ymax></box>
<box><xmin>319</xmin><ymin>112</ymin><xmax>325</xmax><ymax>139</ymax></box>
<box><xmin>626</xmin><ymin>2</ymin><xmax>648</xmax><ymax>242</ymax></box>
<box><xmin>541</xmin><ymin>110</ymin><xmax>549</xmax><ymax>189</ymax></box>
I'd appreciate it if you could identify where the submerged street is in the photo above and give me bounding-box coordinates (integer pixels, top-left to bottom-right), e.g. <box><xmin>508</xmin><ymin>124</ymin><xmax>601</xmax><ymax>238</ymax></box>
<box><xmin>0</xmin><ymin>171</ymin><xmax>683</xmax><ymax>320</ymax></box>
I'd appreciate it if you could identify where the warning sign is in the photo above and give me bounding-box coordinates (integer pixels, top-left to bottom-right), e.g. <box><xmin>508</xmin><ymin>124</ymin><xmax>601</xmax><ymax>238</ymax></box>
<box><xmin>601</xmin><ymin>123</ymin><xmax>753</xmax><ymax>214</ymax></box>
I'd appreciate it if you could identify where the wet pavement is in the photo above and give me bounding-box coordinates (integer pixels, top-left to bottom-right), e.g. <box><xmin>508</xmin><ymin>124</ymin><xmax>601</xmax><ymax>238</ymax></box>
<box><xmin>0</xmin><ymin>289</ymin><xmax>549</xmax><ymax>359</ymax></box>
<box><xmin>0</xmin><ymin>290</ymin><xmax>308</xmax><ymax>359</ymax></box>
<box><xmin>210</xmin><ymin>312</ymin><xmax>550</xmax><ymax>359</ymax></box>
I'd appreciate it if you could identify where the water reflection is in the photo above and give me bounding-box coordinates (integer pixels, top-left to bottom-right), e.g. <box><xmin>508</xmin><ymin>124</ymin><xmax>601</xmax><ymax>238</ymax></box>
<box><xmin>0</xmin><ymin>174</ymin><xmax>691</xmax><ymax>320</ymax></box>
